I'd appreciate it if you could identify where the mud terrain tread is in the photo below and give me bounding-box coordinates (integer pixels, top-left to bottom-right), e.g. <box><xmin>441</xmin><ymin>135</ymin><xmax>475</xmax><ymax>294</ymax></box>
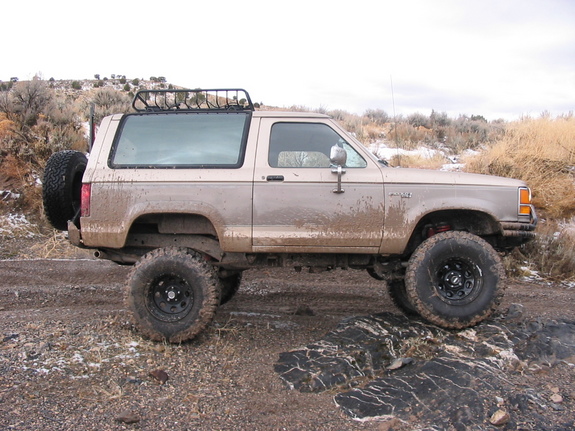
<box><xmin>42</xmin><ymin>150</ymin><xmax>87</xmax><ymax>231</ymax></box>
<box><xmin>405</xmin><ymin>231</ymin><xmax>505</xmax><ymax>329</ymax></box>
<box><xmin>125</xmin><ymin>247</ymin><xmax>221</xmax><ymax>343</ymax></box>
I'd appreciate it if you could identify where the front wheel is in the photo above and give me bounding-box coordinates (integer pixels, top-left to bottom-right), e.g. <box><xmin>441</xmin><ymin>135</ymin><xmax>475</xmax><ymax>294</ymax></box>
<box><xmin>405</xmin><ymin>231</ymin><xmax>505</xmax><ymax>329</ymax></box>
<box><xmin>125</xmin><ymin>247</ymin><xmax>221</xmax><ymax>343</ymax></box>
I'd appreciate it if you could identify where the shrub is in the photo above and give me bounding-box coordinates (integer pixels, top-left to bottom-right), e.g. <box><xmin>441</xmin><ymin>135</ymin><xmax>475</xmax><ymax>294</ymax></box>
<box><xmin>81</xmin><ymin>87</ymin><xmax>131</xmax><ymax>125</ymax></box>
<box><xmin>387</xmin><ymin>123</ymin><xmax>434</xmax><ymax>149</ymax></box>
<box><xmin>407</xmin><ymin>112</ymin><xmax>430</xmax><ymax>129</ymax></box>
<box><xmin>364</xmin><ymin>108</ymin><xmax>390</xmax><ymax>125</ymax></box>
<box><xmin>0</xmin><ymin>79</ymin><xmax>89</xmax><ymax>218</ymax></box>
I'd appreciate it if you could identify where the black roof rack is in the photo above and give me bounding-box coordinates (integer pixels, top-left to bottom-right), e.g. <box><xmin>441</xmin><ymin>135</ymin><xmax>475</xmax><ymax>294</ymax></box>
<box><xmin>132</xmin><ymin>88</ymin><xmax>254</xmax><ymax>112</ymax></box>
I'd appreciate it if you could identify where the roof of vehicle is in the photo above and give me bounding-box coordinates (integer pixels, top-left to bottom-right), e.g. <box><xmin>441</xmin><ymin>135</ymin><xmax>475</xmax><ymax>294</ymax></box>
<box><xmin>252</xmin><ymin>111</ymin><xmax>330</xmax><ymax>119</ymax></box>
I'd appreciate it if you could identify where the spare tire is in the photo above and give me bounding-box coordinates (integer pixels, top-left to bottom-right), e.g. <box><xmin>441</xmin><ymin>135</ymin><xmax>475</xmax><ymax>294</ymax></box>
<box><xmin>42</xmin><ymin>150</ymin><xmax>87</xmax><ymax>231</ymax></box>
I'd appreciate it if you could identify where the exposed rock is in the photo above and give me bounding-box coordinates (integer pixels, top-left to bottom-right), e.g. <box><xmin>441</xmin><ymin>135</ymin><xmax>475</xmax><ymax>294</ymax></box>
<box><xmin>386</xmin><ymin>357</ymin><xmax>413</xmax><ymax>370</ymax></box>
<box><xmin>275</xmin><ymin>311</ymin><xmax>575</xmax><ymax>429</ymax></box>
<box><xmin>149</xmin><ymin>369</ymin><xmax>169</xmax><ymax>384</ymax></box>
<box><xmin>115</xmin><ymin>410</ymin><xmax>140</xmax><ymax>424</ymax></box>
<box><xmin>489</xmin><ymin>409</ymin><xmax>510</xmax><ymax>426</ymax></box>
<box><xmin>503</xmin><ymin>303</ymin><xmax>524</xmax><ymax>321</ymax></box>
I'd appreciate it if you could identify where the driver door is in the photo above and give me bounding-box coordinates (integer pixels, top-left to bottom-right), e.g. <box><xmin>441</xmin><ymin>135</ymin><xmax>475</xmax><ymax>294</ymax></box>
<box><xmin>252</xmin><ymin>118</ymin><xmax>384</xmax><ymax>252</ymax></box>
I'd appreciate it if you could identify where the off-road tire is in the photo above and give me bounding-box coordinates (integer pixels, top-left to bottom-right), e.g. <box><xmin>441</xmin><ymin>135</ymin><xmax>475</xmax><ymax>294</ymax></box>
<box><xmin>388</xmin><ymin>279</ymin><xmax>418</xmax><ymax>316</ymax></box>
<box><xmin>125</xmin><ymin>247</ymin><xmax>221</xmax><ymax>343</ymax></box>
<box><xmin>219</xmin><ymin>272</ymin><xmax>242</xmax><ymax>305</ymax></box>
<box><xmin>405</xmin><ymin>231</ymin><xmax>505</xmax><ymax>329</ymax></box>
<box><xmin>42</xmin><ymin>150</ymin><xmax>87</xmax><ymax>231</ymax></box>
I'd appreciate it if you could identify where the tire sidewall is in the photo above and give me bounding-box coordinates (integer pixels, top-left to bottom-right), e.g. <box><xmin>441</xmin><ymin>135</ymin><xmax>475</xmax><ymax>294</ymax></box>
<box><xmin>405</xmin><ymin>232</ymin><xmax>504</xmax><ymax>328</ymax></box>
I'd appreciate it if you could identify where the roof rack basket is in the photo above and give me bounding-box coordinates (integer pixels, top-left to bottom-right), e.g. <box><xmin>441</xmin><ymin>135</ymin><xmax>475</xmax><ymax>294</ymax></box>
<box><xmin>132</xmin><ymin>88</ymin><xmax>254</xmax><ymax>112</ymax></box>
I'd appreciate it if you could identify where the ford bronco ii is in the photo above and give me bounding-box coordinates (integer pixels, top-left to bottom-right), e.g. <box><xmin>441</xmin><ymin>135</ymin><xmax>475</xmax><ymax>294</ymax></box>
<box><xmin>42</xmin><ymin>89</ymin><xmax>537</xmax><ymax>342</ymax></box>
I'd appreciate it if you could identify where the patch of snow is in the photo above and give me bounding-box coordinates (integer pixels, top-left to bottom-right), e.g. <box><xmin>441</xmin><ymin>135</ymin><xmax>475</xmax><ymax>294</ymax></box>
<box><xmin>441</xmin><ymin>163</ymin><xmax>465</xmax><ymax>172</ymax></box>
<box><xmin>1</xmin><ymin>190</ymin><xmax>21</xmax><ymax>200</ymax></box>
<box><xmin>0</xmin><ymin>213</ymin><xmax>39</xmax><ymax>238</ymax></box>
<box><xmin>369</xmin><ymin>143</ymin><xmax>439</xmax><ymax>161</ymax></box>
<box><xmin>559</xmin><ymin>218</ymin><xmax>575</xmax><ymax>235</ymax></box>
<box><xmin>72</xmin><ymin>353</ymin><xmax>84</xmax><ymax>363</ymax></box>
<box><xmin>368</xmin><ymin>141</ymin><xmax>471</xmax><ymax>172</ymax></box>
<box><xmin>521</xmin><ymin>266</ymin><xmax>543</xmax><ymax>282</ymax></box>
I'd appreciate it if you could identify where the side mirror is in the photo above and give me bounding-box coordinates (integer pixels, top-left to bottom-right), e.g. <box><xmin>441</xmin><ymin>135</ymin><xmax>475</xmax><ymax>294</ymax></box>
<box><xmin>330</xmin><ymin>144</ymin><xmax>347</xmax><ymax>167</ymax></box>
<box><xmin>330</xmin><ymin>145</ymin><xmax>347</xmax><ymax>194</ymax></box>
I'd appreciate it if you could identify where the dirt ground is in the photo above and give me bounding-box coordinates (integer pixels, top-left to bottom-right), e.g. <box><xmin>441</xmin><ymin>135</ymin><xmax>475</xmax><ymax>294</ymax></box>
<box><xmin>1</xmin><ymin>241</ymin><xmax>575</xmax><ymax>430</ymax></box>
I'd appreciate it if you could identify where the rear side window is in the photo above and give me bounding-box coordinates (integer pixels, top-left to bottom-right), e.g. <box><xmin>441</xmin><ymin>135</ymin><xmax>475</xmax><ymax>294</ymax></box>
<box><xmin>110</xmin><ymin>112</ymin><xmax>250</xmax><ymax>168</ymax></box>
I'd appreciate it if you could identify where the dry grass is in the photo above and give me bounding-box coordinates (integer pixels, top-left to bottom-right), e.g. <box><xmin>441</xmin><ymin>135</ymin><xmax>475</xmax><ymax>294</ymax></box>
<box><xmin>388</xmin><ymin>153</ymin><xmax>448</xmax><ymax>169</ymax></box>
<box><xmin>517</xmin><ymin>218</ymin><xmax>575</xmax><ymax>282</ymax></box>
<box><xmin>28</xmin><ymin>229</ymin><xmax>93</xmax><ymax>259</ymax></box>
<box><xmin>464</xmin><ymin>116</ymin><xmax>575</xmax><ymax>219</ymax></box>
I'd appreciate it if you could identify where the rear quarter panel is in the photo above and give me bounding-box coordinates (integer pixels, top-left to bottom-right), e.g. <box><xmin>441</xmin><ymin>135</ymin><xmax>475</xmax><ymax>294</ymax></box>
<box><xmin>80</xmin><ymin>115</ymin><xmax>259</xmax><ymax>251</ymax></box>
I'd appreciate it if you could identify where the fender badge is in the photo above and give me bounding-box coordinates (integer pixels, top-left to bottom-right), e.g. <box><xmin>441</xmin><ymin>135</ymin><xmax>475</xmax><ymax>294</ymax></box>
<box><xmin>389</xmin><ymin>192</ymin><xmax>413</xmax><ymax>198</ymax></box>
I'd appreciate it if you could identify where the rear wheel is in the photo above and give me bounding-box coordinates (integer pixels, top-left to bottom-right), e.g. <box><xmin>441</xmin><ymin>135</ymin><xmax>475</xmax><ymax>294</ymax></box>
<box><xmin>219</xmin><ymin>272</ymin><xmax>242</xmax><ymax>305</ymax></box>
<box><xmin>405</xmin><ymin>231</ymin><xmax>505</xmax><ymax>329</ymax></box>
<box><xmin>125</xmin><ymin>247</ymin><xmax>221</xmax><ymax>342</ymax></box>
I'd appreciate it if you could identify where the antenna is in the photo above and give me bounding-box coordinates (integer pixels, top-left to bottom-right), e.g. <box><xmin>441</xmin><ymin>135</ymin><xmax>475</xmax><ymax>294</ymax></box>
<box><xmin>89</xmin><ymin>103</ymin><xmax>95</xmax><ymax>151</ymax></box>
<box><xmin>390</xmin><ymin>75</ymin><xmax>401</xmax><ymax>166</ymax></box>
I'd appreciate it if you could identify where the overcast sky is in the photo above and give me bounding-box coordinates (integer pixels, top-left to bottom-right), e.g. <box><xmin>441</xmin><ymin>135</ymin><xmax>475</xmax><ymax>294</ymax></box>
<box><xmin>2</xmin><ymin>0</ymin><xmax>574</xmax><ymax>121</ymax></box>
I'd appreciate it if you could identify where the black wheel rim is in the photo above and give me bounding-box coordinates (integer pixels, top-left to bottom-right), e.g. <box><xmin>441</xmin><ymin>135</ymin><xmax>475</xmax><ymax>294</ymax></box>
<box><xmin>147</xmin><ymin>274</ymin><xmax>194</xmax><ymax>322</ymax></box>
<box><xmin>435</xmin><ymin>258</ymin><xmax>482</xmax><ymax>305</ymax></box>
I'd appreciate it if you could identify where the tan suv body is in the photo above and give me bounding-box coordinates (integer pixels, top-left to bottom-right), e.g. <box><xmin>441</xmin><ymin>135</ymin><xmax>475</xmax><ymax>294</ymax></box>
<box><xmin>44</xmin><ymin>89</ymin><xmax>537</xmax><ymax>342</ymax></box>
<box><xmin>76</xmin><ymin>111</ymin><xmax>533</xmax><ymax>256</ymax></box>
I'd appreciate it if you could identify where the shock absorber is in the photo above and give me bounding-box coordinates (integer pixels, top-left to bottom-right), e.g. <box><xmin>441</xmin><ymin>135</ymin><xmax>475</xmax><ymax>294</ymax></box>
<box><xmin>427</xmin><ymin>223</ymin><xmax>452</xmax><ymax>238</ymax></box>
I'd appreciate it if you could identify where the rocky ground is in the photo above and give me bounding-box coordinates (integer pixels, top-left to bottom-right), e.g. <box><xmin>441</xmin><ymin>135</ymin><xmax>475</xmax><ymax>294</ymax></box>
<box><xmin>1</xmin><ymin>236</ymin><xmax>575</xmax><ymax>430</ymax></box>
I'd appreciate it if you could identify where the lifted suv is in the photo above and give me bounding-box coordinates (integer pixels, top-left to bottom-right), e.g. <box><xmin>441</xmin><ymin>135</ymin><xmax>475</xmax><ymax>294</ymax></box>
<box><xmin>43</xmin><ymin>89</ymin><xmax>537</xmax><ymax>342</ymax></box>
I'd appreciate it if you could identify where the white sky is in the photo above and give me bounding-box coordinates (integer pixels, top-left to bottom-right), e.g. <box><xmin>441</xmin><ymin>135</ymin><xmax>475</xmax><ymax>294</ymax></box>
<box><xmin>2</xmin><ymin>0</ymin><xmax>574</xmax><ymax>121</ymax></box>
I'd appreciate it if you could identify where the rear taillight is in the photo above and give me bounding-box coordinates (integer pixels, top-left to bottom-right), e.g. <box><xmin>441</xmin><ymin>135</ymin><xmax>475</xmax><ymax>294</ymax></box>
<box><xmin>81</xmin><ymin>183</ymin><xmax>91</xmax><ymax>217</ymax></box>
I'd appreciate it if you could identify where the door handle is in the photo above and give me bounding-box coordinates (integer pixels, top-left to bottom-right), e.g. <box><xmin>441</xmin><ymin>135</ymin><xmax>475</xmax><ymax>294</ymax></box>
<box><xmin>266</xmin><ymin>175</ymin><xmax>284</xmax><ymax>182</ymax></box>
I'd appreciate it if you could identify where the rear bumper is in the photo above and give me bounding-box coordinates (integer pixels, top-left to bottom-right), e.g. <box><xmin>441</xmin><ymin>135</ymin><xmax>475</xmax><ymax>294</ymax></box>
<box><xmin>67</xmin><ymin>220</ymin><xmax>83</xmax><ymax>247</ymax></box>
